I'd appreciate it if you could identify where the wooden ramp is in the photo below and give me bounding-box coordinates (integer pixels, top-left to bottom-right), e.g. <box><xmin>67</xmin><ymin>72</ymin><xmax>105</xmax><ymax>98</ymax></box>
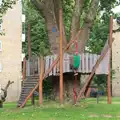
<box><xmin>17</xmin><ymin>76</ymin><xmax>39</xmax><ymax>107</ymax></box>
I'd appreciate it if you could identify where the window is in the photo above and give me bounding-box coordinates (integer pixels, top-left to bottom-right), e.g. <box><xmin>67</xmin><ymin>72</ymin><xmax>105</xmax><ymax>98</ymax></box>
<box><xmin>22</xmin><ymin>14</ymin><xmax>25</xmax><ymax>23</ymax></box>
<box><xmin>0</xmin><ymin>41</ymin><xmax>2</xmax><ymax>51</ymax></box>
<box><xmin>22</xmin><ymin>34</ymin><xmax>25</xmax><ymax>42</ymax></box>
<box><xmin>22</xmin><ymin>53</ymin><xmax>25</xmax><ymax>61</ymax></box>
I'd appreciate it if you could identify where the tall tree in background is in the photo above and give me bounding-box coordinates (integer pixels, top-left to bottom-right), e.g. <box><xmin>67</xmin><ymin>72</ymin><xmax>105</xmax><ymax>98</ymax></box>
<box><xmin>22</xmin><ymin>1</ymin><xmax>50</xmax><ymax>57</ymax></box>
<box><xmin>23</xmin><ymin>0</ymin><xmax>120</xmax><ymax>101</ymax></box>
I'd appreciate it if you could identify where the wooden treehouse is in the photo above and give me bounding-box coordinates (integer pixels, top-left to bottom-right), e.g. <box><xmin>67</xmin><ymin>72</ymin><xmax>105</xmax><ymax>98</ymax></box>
<box><xmin>18</xmin><ymin>51</ymin><xmax>110</xmax><ymax>107</ymax></box>
<box><xmin>18</xmin><ymin>9</ymin><xmax>113</xmax><ymax>107</ymax></box>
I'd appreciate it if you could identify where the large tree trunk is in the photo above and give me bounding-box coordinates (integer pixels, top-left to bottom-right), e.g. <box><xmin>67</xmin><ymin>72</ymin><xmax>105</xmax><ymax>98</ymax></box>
<box><xmin>64</xmin><ymin>73</ymin><xmax>80</xmax><ymax>103</ymax></box>
<box><xmin>32</xmin><ymin>0</ymin><xmax>67</xmax><ymax>53</ymax></box>
<box><xmin>50</xmin><ymin>73</ymin><xmax>80</xmax><ymax>103</ymax></box>
<box><xmin>32</xmin><ymin>0</ymin><xmax>79</xmax><ymax>102</ymax></box>
<box><xmin>32</xmin><ymin>0</ymin><xmax>99</xmax><ymax>102</ymax></box>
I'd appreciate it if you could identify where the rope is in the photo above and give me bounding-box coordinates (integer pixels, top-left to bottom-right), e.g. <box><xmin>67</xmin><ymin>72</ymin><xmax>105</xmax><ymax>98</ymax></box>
<box><xmin>73</xmin><ymin>40</ymin><xmax>78</xmax><ymax>104</ymax></box>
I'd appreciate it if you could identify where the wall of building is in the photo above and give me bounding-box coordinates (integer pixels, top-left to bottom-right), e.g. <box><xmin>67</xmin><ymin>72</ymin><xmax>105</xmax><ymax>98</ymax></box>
<box><xmin>0</xmin><ymin>1</ymin><xmax>22</xmax><ymax>102</ymax></box>
<box><xmin>112</xmin><ymin>20</ymin><xmax>120</xmax><ymax>96</ymax></box>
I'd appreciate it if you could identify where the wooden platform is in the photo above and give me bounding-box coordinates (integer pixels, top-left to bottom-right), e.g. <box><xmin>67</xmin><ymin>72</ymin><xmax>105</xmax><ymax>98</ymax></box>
<box><xmin>26</xmin><ymin>53</ymin><xmax>109</xmax><ymax>76</ymax></box>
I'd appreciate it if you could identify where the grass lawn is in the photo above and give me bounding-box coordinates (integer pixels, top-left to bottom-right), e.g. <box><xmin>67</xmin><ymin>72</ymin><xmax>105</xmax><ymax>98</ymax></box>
<box><xmin>0</xmin><ymin>97</ymin><xmax>120</xmax><ymax>120</ymax></box>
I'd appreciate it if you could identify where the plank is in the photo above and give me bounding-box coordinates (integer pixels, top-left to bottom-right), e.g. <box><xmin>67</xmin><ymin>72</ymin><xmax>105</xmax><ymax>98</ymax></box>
<box><xmin>88</xmin><ymin>53</ymin><xmax>90</xmax><ymax>72</ymax></box>
<box><xmin>45</xmin><ymin>56</ymin><xmax>49</xmax><ymax>74</ymax></box>
<box><xmin>59</xmin><ymin>8</ymin><xmax>64</xmax><ymax>104</ymax></box>
<box><xmin>79</xmin><ymin>54</ymin><xmax>82</xmax><ymax>72</ymax></box>
<box><xmin>86</xmin><ymin>53</ymin><xmax>89</xmax><ymax>73</ymax></box>
<box><xmin>53</xmin><ymin>54</ymin><xmax>57</xmax><ymax>75</ymax></box>
<box><xmin>67</xmin><ymin>54</ymin><xmax>70</xmax><ymax>72</ymax></box>
<box><xmin>76</xmin><ymin>39</ymin><xmax>114</xmax><ymax>103</ymax></box>
<box><xmin>63</xmin><ymin>54</ymin><xmax>65</xmax><ymax>73</ymax></box>
<box><xmin>38</xmin><ymin>57</ymin><xmax>40</xmax><ymax>75</ymax></box>
<box><xmin>82</xmin><ymin>53</ymin><xmax>85</xmax><ymax>73</ymax></box>
<box><xmin>63</xmin><ymin>53</ymin><xmax>70</xmax><ymax>73</ymax></box>
<box><xmin>22</xmin><ymin>58</ymin><xmax>26</xmax><ymax>80</ymax></box>
<box><xmin>89</xmin><ymin>54</ymin><xmax>92</xmax><ymax>72</ymax></box>
<box><xmin>49</xmin><ymin>55</ymin><xmax>53</xmax><ymax>76</ymax></box>
<box><xmin>27</xmin><ymin>60</ymin><xmax>30</xmax><ymax>76</ymax></box>
<box><xmin>39</xmin><ymin>56</ymin><xmax>44</xmax><ymax>105</ymax></box>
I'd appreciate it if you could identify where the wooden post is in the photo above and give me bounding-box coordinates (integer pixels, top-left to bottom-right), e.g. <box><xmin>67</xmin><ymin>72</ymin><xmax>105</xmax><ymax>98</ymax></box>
<box><xmin>59</xmin><ymin>8</ymin><xmax>63</xmax><ymax>104</ymax></box>
<box><xmin>39</xmin><ymin>56</ymin><xmax>44</xmax><ymax>105</ymax></box>
<box><xmin>27</xmin><ymin>23</ymin><xmax>34</xmax><ymax>105</ymax></box>
<box><xmin>28</xmin><ymin>24</ymin><xmax>31</xmax><ymax>58</ymax></box>
<box><xmin>107</xmin><ymin>16</ymin><xmax>113</xmax><ymax>104</ymax></box>
<box><xmin>86</xmin><ymin>87</ymin><xmax>91</xmax><ymax>97</ymax></box>
<box><xmin>22</xmin><ymin>57</ymin><xmax>26</xmax><ymax>80</ymax></box>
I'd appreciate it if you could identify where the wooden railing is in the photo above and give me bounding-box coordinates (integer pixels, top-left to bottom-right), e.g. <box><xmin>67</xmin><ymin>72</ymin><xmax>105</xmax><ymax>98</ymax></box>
<box><xmin>26</xmin><ymin>53</ymin><xmax>109</xmax><ymax>76</ymax></box>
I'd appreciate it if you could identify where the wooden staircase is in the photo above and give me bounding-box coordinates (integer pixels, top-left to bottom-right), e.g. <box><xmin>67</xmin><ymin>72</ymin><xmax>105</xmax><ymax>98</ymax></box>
<box><xmin>17</xmin><ymin>76</ymin><xmax>39</xmax><ymax>107</ymax></box>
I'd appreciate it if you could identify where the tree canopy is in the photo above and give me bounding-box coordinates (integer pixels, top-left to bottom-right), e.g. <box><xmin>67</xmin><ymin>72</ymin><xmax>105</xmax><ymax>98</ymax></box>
<box><xmin>22</xmin><ymin>0</ymin><xmax>120</xmax><ymax>56</ymax></box>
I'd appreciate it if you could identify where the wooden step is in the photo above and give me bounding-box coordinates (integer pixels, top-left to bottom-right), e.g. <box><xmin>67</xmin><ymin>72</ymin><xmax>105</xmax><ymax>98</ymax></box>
<box><xmin>22</xmin><ymin>87</ymin><xmax>34</xmax><ymax>89</ymax></box>
<box><xmin>23</xmin><ymin>80</ymin><xmax>38</xmax><ymax>83</ymax></box>
<box><xmin>23</xmin><ymin>82</ymin><xmax>38</xmax><ymax>85</ymax></box>
<box><xmin>22</xmin><ymin>85</ymin><xmax>37</xmax><ymax>88</ymax></box>
<box><xmin>26</xmin><ymin>76</ymin><xmax>39</xmax><ymax>79</ymax></box>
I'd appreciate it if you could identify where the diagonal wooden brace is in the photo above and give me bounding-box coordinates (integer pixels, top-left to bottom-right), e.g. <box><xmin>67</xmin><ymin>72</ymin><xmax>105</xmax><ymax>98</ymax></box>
<box><xmin>76</xmin><ymin>39</ymin><xmax>114</xmax><ymax>103</ymax></box>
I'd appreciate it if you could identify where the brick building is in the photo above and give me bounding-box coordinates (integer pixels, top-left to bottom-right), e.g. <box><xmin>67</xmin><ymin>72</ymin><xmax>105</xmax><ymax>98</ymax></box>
<box><xmin>0</xmin><ymin>1</ymin><xmax>24</xmax><ymax>102</ymax></box>
<box><xmin>112</xmin><ymin>18</ymin><xmax>120</xmax><ymax>96</ymax></box>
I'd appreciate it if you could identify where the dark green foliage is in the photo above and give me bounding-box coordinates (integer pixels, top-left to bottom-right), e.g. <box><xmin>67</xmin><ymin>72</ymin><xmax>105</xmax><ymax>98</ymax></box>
<box><xmin>0</xmin><ymin>0</ymin><xmax>16</xmax><ymax>17</ymax></box>
<box><xmin>87</xmin><ymin>13</ymin><xmax>120</xmax><ymax>54</ymax></box>
<box><xmin>22</xmin><ymin>0</ymin><xmax>120</xmax><ymax>89</ymax></box>
<box><xmin>22</xmin><ymin>0</ymin><xmax>50</xmax><ymax>57</ymax></box>
<box><xmin>43</xmin><ymin>79</ymin><xmax>52</xmax><ymax>99</ymax></box>
<box><xmin>86</xmin><ymin>0</ymin><xmax>120</xmax><ymax>54</ymax></box>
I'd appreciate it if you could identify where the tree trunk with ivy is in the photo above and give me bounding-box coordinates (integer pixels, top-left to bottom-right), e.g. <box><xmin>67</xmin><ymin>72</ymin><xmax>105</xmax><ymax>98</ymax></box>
<box><xmin>32</xmin><ymin>0</ymin><xmax>99</xmax><ymax>102</ymax></box>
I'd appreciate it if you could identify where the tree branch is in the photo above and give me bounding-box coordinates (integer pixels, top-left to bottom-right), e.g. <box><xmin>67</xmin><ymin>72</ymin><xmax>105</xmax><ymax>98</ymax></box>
<box><xmin>53</xmin><ymin>0</ymin><xmax>67</xmax><ymax>46</ymax></box>
<box><xmin>84</xmin><ymin>0</ymin><xmax>99</xmax><ymax>26</ymax></box>
<box><xmin>4</xmin><ymin>81</ymin><xmax>14</xmax><ymax>91</ymax></box>
<box><xmin>70</xmin><ymin>0</ymin><xmax>85</xmax><ymax>40</ymax></box>
<box><xmin>1</xmin><ymin>81</ymin><xmax>14</xmax><ymax>102</ymax></box>
<box><xmin>31</xmin><ymin>0</ymin><xmax>45</xmax><ymax>11</ymax></box>
<box><xmin>31</xmin><ymin>0</ymin><xmax>67</xmax><ymax>53</ymax></box>
<box><xmin>53</xmin><ymin>0</ymin><xmax>62</xmax><ymax>28</ymax></box>
<box><xmin>78</xmin><ymin>0</ymin><xmax>99</xmax><ymax>53</ymax></box>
